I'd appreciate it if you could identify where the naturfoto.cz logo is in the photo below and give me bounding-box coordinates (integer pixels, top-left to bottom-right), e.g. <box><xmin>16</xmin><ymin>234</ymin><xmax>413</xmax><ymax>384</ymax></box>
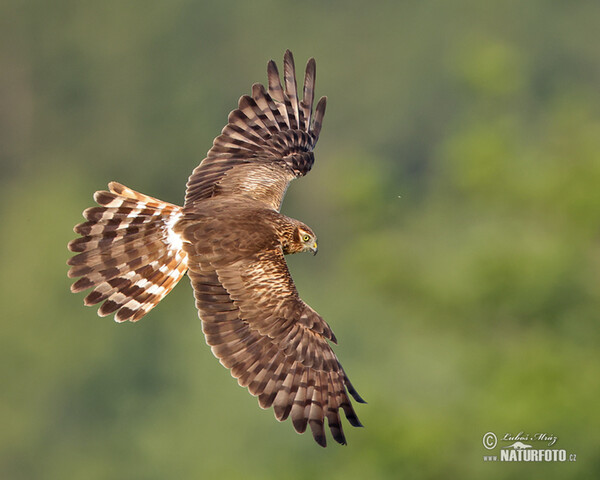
<box><xmin>482</xmin><ymin>432</ymin><xmax>577</xmax><ymax>463</ymax></box>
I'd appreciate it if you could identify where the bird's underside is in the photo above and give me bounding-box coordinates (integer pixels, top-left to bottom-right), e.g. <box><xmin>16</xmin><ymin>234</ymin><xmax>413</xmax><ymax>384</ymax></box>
<box><xmin>67</xmin><ymin>50</ymin><xmax>365</xmax><ymax>447</ymax></box>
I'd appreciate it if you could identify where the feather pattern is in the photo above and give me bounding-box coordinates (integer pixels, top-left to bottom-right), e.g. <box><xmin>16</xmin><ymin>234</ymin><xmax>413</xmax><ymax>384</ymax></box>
<box><xmin>184</xmin><ymin>250</ymin><xmax>363</xmax><ymax>447</ymax></box>
<box><xmin>68</xmin><ymin>52</ymin><xmax>363</xmax><ymax>447</ymax></box>
<box><xmin>184</xmin><ymin>49</ymin><xmax>326</xmax><ymax>212</ymax></box>
<box><xmin>176</xmin><ymin>197</ymin><xmax>365</xmax><ymax>447</ymax></box>
<box><xmin>68</xmin><ymin>182</ymin><xmax>188</xmax><ymax>322</ymax></box>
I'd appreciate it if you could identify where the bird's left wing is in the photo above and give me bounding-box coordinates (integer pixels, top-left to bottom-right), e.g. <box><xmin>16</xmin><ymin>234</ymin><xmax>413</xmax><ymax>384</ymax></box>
<box><xmin>184</xmin><ymin>235</ymin><xmax>364</xmax><ymax>447</ymax></box>
<box><xmin>184</xmin><ymin>50</ymin><xmax>326</xmax><ymax>212</ymax></box>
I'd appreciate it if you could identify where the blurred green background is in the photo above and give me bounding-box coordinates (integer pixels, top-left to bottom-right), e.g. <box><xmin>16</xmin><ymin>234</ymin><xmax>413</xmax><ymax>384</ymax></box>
<box><xmin>1</xmin><ymin>0</ymin><xmax>599</xmax><ymax>478</ymax></box>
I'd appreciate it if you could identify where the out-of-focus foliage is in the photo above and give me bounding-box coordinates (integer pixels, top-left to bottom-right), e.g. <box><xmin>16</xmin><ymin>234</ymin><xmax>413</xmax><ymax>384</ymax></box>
<box><xmin>1</xmin><ymin>1</ymin><xmax>599</xmax><ymax>478</ymax></box>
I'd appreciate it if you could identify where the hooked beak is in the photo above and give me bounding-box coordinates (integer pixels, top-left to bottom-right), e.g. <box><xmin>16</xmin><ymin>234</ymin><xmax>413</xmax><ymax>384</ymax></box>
<box><xmin>310</xmin><ymin>242</ymin><xmax>318</xmax><ymax>256</ymax></box>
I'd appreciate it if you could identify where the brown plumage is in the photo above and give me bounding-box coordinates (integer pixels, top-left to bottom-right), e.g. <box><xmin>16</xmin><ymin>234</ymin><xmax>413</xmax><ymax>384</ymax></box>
<box><xmin>68</xmin><ymin>50</ymin><xmax>364</xmax><ymax>447</ymax></box>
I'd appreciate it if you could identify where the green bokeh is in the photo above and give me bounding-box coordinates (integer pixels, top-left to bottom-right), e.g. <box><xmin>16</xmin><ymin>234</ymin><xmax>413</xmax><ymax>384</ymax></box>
<box><xmin>1</xmin><ymin>1</ymin><xmax>599</xmax><ymax>478</ymax></box>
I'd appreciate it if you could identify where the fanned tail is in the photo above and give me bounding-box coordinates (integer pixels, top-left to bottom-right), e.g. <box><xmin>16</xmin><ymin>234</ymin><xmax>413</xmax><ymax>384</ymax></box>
<box><xmin>67</xmin><ymin>182</ymin><xmax>188</xmax><ymax>322</ymax></box>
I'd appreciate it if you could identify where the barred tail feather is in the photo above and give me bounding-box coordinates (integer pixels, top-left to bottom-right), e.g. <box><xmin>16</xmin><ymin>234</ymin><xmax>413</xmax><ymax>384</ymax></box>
<box><xmin>67</xmin><ymin>182</ymin><xmax>188</xmax><ymax>322</ymax></box>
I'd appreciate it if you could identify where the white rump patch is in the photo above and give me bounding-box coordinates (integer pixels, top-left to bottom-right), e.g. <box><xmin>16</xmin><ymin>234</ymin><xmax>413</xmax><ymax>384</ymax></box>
<box><xmin>165</xmin><ymin>211</ymin><xmax>184</xmax><ymax>252</ymax></box>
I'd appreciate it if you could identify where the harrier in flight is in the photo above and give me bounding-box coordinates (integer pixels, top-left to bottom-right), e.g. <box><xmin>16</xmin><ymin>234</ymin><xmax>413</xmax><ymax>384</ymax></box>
<box><xmin>68</xmin><ymin>50</ymin><xmax>364</xmax><ymax>447</ymax></box>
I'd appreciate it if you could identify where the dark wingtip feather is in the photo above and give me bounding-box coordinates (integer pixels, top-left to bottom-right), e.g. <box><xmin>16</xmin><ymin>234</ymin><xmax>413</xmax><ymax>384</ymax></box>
<box><xmin>309</xmin><ymin>418</ymin><xmax>327</xmax><ymax>447</ymax></box>
<box><xmin>303</xmin><ymin>59</ymin><xmax>316</xmax><ymax>96</ymax></box>
<box><xmin>313</xmin><ymin>432</ymin><xmax>327</xmax><ymax>448</ymax></box>
<box><xmin>350</xmin><ymin>389</ymin><xmax>367</xmax><ymax>404</ymax></box>
<box><xmin>344</xmin><ymin>409</ymin><xmax>364</xmax><ymax>428</ymax></box>
<box><xmin>316</xmin><ymin>96</ymin><xmax>327</xmax><ymax>115</ymax></box>
<box><xmin>258</xmin><ymin>390</ymin><xmax>277</xmax><ymax>409</ymax></box>
<box><xmin>331</xmin><ymin>429</ymin><xmax>347</xmax><ymax>445</ymax></box>
<box><xmin>282</xmin><ymin>50</ymin><xmax>300</xmax><ymax>129</ymax></box>
<box><xmin>267</xmin><ymin>60</ymin><xmax>284</xmax><ymax>102</ymax></box>
<box><xmin>312</xmin><ymin>96</ymin><xmax>327</xmax><ymax>139</ymax></box>
<box><xmin>327</xmin><ymin>416</ymin><xmax>347</xmax><ymax>445</ymax></box>
<box><xmin>292</xmin><ymin>414</ymin><xmax>308</xmax><ymax>434</ymax></box>
<box><xmin>346</xmin><ymin>380</ymin><xmax>366</xmax><ymax>404</ymax></box>
<box><xmin>300</xmin><ymin>57</ymin><xmax>316</xmax><ymax>133</ymax></box>
<box><xmin>284</xmin><ymin>49</ymin><xmax>294</xmax><ymax>65</ymax></box>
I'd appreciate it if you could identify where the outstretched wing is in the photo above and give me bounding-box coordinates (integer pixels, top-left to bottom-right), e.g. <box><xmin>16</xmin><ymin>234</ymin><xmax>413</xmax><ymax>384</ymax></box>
<box><xmin>184</xmin><ymin>50</ymin><xmax>327</xmax><ymax>212</ymax></box>
<box><xmin>183</xmin><ymin>230</ymin><xmax>365</xmax><ymax>447</ymax></box>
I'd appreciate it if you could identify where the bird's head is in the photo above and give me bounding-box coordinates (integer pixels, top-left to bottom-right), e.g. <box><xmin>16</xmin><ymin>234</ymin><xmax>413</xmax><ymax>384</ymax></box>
<box><xmin>285</xmin><ymin>224</ymin><xmax>318</xmax><ymax>255</ymax></box>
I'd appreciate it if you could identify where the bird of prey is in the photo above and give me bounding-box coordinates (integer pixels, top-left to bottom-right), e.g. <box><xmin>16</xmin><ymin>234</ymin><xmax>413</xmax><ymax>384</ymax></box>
<box><xmin>67</xmin><ymin>50</ymin><xmax>364</xmax><ymax>447</ymax></box>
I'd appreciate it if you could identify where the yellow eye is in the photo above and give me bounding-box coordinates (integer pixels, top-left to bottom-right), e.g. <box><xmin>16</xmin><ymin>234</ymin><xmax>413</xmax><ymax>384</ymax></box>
<box><xmin>302</xmin><ymin>234</ymin><xmax>310</xmax><ymax>242</ymax></box>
